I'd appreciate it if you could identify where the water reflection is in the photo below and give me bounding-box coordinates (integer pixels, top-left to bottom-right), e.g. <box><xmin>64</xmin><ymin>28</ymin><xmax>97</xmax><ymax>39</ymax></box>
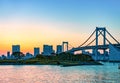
<box><xmin>0</xmin><ymin>64</ymin><xmax>120</xmax><ymax>83</ymax></box>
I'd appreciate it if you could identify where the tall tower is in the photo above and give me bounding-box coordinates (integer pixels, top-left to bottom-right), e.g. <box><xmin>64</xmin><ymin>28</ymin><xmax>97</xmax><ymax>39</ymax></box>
<box><xmin>95</xmin><ymin>27</ymin><xmax>106</xmax><ymax>60</ymax></box>
<box><xmin>96</xmin><ymin>27</ymin><xmax>106</xmax><ymax>47</ymax></box>
<box><xmin>62</xmin><ymin>41</ymin><xmax>68</xmax><ymax>52</ymax></box>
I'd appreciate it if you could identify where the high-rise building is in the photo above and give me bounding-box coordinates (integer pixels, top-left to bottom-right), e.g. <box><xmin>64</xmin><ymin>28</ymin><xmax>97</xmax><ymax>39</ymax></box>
<box><xmin>43</xmin><ymin>45</ymin><xmax>49</xmax><ymax>55</ymax></box>
<box><xmin>49</xmin><ymin>45</ymin><xmax>53</xmax><ymax>54</ymax></box>
<box><xmin>56</xmin><ymin>45</ymin><xmax>62</xmax><ymax>54</ymax></box>
<box><xmin>12</xmin><ymin>45</ymin><xmax>20</xmax><ymax>53</ymax></box>
<box><xmin>34</xmin><ymin>47</ymin><xmax>40</xmax><ymax>56</ymax></box>
<box><xmin>43</xmin><ymin>45</ymin><xmax>54</xmax><ymax>55</ymax></box>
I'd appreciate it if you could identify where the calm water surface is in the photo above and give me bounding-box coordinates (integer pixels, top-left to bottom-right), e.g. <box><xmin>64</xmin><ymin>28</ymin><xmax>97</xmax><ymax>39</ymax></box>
<box><xmin>0</xmin><ymin>63</ymin><xmax>120</xmax><ymax>83</ymax></box>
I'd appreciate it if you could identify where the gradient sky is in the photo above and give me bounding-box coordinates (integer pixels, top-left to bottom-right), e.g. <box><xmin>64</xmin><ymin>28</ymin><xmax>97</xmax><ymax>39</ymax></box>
<box><xmin>0</xmin><ymin>0</ymin><xmax>120</xmax><ymax>55</ymax></box>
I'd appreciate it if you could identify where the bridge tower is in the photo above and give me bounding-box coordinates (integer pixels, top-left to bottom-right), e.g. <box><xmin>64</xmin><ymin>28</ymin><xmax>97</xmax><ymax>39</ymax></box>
<box><xmin>96</xmin><ymin>27</ymin><xmax>106</xmax><ymax>47</ymax></box>
<box><xmin>95</xmin><ymin>27</ymin><xmax>106</xmax><ymax>60</ymax></box>
<box><xmin>62</xmin><ymin>41</ymin><xmax>68</xmax><ymax>52</ymax></box>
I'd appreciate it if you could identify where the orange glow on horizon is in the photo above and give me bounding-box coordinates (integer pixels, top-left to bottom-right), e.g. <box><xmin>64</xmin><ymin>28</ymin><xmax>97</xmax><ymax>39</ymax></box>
<box><xmin>0</xmin><ymin>18</ymin><xmax>119</xmax><ymax>55</ymax></box>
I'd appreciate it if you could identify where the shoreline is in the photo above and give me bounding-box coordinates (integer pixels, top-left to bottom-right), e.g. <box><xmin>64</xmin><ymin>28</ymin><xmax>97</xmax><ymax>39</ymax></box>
<box><xmin>0</xmin><ymin>61</ymin><xmax>103</xmax><ymax>67</ymax></box>
<box><xmin>0</xmin><ymin>53</ymin><xmax>105</xmax><ymax>67</ymax></box>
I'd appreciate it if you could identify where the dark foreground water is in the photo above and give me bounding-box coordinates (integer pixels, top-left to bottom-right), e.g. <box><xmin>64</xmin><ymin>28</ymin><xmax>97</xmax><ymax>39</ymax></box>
<box><xmin>0</xmin><ymin>63</ymin><xmax>120</xmax><ymax>83</ymax></box>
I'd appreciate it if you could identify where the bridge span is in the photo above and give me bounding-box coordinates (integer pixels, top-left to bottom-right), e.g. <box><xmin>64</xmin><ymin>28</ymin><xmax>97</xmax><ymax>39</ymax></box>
<box><xmin>63</xmin><ymin>27</ymin><xmax>120</xmax><ymax>60</ymax></box>
<box><xmin>68</xmin><ymin>44</ymin><xmax>120</xmax><ymax>53</ymax></box>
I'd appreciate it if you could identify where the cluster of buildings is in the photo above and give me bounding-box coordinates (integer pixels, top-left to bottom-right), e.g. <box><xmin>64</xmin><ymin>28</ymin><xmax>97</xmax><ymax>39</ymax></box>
<box><xmin>0</xmin><ymin>42</ymin><xmax>69</xmax><ymax>60</ymax></box>
<box><xmin>0</xmin><ymin>42</ymin><xmax>120</xmax><ymax>61</ymax></box>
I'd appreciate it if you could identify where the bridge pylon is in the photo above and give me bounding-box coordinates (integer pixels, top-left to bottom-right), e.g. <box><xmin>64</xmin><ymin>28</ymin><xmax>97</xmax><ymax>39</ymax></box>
<box><xmin>95</xmin><ymin>27</ymin><xmax>107</xmax><ymax>60</ymax></box>
<box><xmin>96</xmin><ymin>27</ymin><xmax>106</xmax><ymax>47</ymax></box>
<box><xmin>62</xmin><ymin>41</ymin><xmax>68</xmax><ymax>52</ymax></box>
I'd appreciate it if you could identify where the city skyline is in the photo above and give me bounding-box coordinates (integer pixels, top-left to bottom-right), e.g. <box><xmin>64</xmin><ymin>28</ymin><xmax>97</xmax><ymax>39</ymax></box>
<box><xmin>0</xmin><ymin>0</ymin><xmax>120</xmax><ymax>55</ymax></box>
<box><xmin>1</xmin><ymin>43</ymin><xmax>63</xmax><ymax>56</ymax></box>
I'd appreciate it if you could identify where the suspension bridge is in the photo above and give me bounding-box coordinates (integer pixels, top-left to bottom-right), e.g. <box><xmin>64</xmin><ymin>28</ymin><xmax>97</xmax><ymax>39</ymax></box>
<box><xmin>62</xmin><ymin>27</ymin><xmax>120</xmax><ymax>60</ymax></box>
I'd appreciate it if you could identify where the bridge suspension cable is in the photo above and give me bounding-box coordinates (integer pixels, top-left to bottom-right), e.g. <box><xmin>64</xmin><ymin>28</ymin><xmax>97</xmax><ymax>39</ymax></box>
<box><xmin>78</xmin><ymin>29</ymin><xmax>96</xmax><ymax>47</ymax></box>
<box><xmin>106</xmin><ymin>29</ymin><xmax>120</xmax><ymax>44</ymax></box>
<box><xmin>86</xmin><ymin>38</ymin><xmax>96</xmax><ymax>46</ymax></box>
<box><xmin>68</xmin><ymin>44</ymin><xmax>74</xmax><ymax>49</ymax></box>
<box><xmin>98</xmin><ymin>30</ymin><xmax>112</xmax><ymax>44</ymax></box>
<box><xmin>86</xmin><ymin>31</ymin><xmax>103</xmax><ymax>46</ymax></box>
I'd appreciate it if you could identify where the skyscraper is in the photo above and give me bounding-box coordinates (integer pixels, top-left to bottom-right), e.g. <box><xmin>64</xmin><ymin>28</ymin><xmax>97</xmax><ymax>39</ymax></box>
<box><xmin>43</xmin><ymin>45</ymin><xmax>54</xmax><ymax>55</ymax></box>
<box><xmin>56</xmin><ymin>45</ymin><xmax>62</xmax><ymax>54</ymax></box>
<box><xmin>12</xmin><ymin>45</ymin><xmax>20</xmax><ymax>53</ymax></box>
<box><xmin>34</xmin><ymin>47</ymin><xmax>40</xmax><ymax>57</ymax></box>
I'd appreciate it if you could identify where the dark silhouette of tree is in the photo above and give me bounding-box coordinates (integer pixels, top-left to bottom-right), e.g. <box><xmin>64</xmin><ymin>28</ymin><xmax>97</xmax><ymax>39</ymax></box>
<box><xmin>36</xmin><ymin>54</ymin><xmax>46</xmax><ymax>59</ymax></box>
<box><xmin>12</xmin><ymin>52</ymin><xmax>25</xmax><ymax>60</ymax></box>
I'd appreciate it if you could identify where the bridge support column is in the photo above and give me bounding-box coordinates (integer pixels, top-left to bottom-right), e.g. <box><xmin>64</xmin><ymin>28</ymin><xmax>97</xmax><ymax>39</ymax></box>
<box><xmin>92</xmin><ymin>49</ymin><xmax>98</xmax><ymax>60</ymax></box>
<box><xmin>62</xmin><ymin>41</ymin><xmax>68</xmax><ymax>52</ymax></box>
<box><xmin>103</xmin><ymin>28</ymin><xmax>106</xmax><ymax>46</ymax></box>
<box><xmin>96</xmin><ymin>27</ymin><xmax>98</xmax><ymax>47</ymax></box>
<box><xmin>95</xmin><ymin>27</ymin><xmax>107</xmax><ymax>61</ymax></box>
<box><xmin>103</xmin><ymin>49</ymin><xmax>106</xmax><ymax>60</ymax></box>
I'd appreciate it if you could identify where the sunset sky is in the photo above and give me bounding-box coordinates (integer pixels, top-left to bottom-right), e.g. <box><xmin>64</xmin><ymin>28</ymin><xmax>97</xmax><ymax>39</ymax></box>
<box><xmin>0</xmin><ymin>0</ymin><xmax>120</xmax><ymax>55</ymax></box>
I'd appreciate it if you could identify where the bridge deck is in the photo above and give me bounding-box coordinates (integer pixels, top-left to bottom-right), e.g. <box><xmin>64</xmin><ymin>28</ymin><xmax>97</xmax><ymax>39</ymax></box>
<box><xmin>68</xmin><ymin>44</ymin><xmax>120</xmax><ymax>52</ymax></box>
